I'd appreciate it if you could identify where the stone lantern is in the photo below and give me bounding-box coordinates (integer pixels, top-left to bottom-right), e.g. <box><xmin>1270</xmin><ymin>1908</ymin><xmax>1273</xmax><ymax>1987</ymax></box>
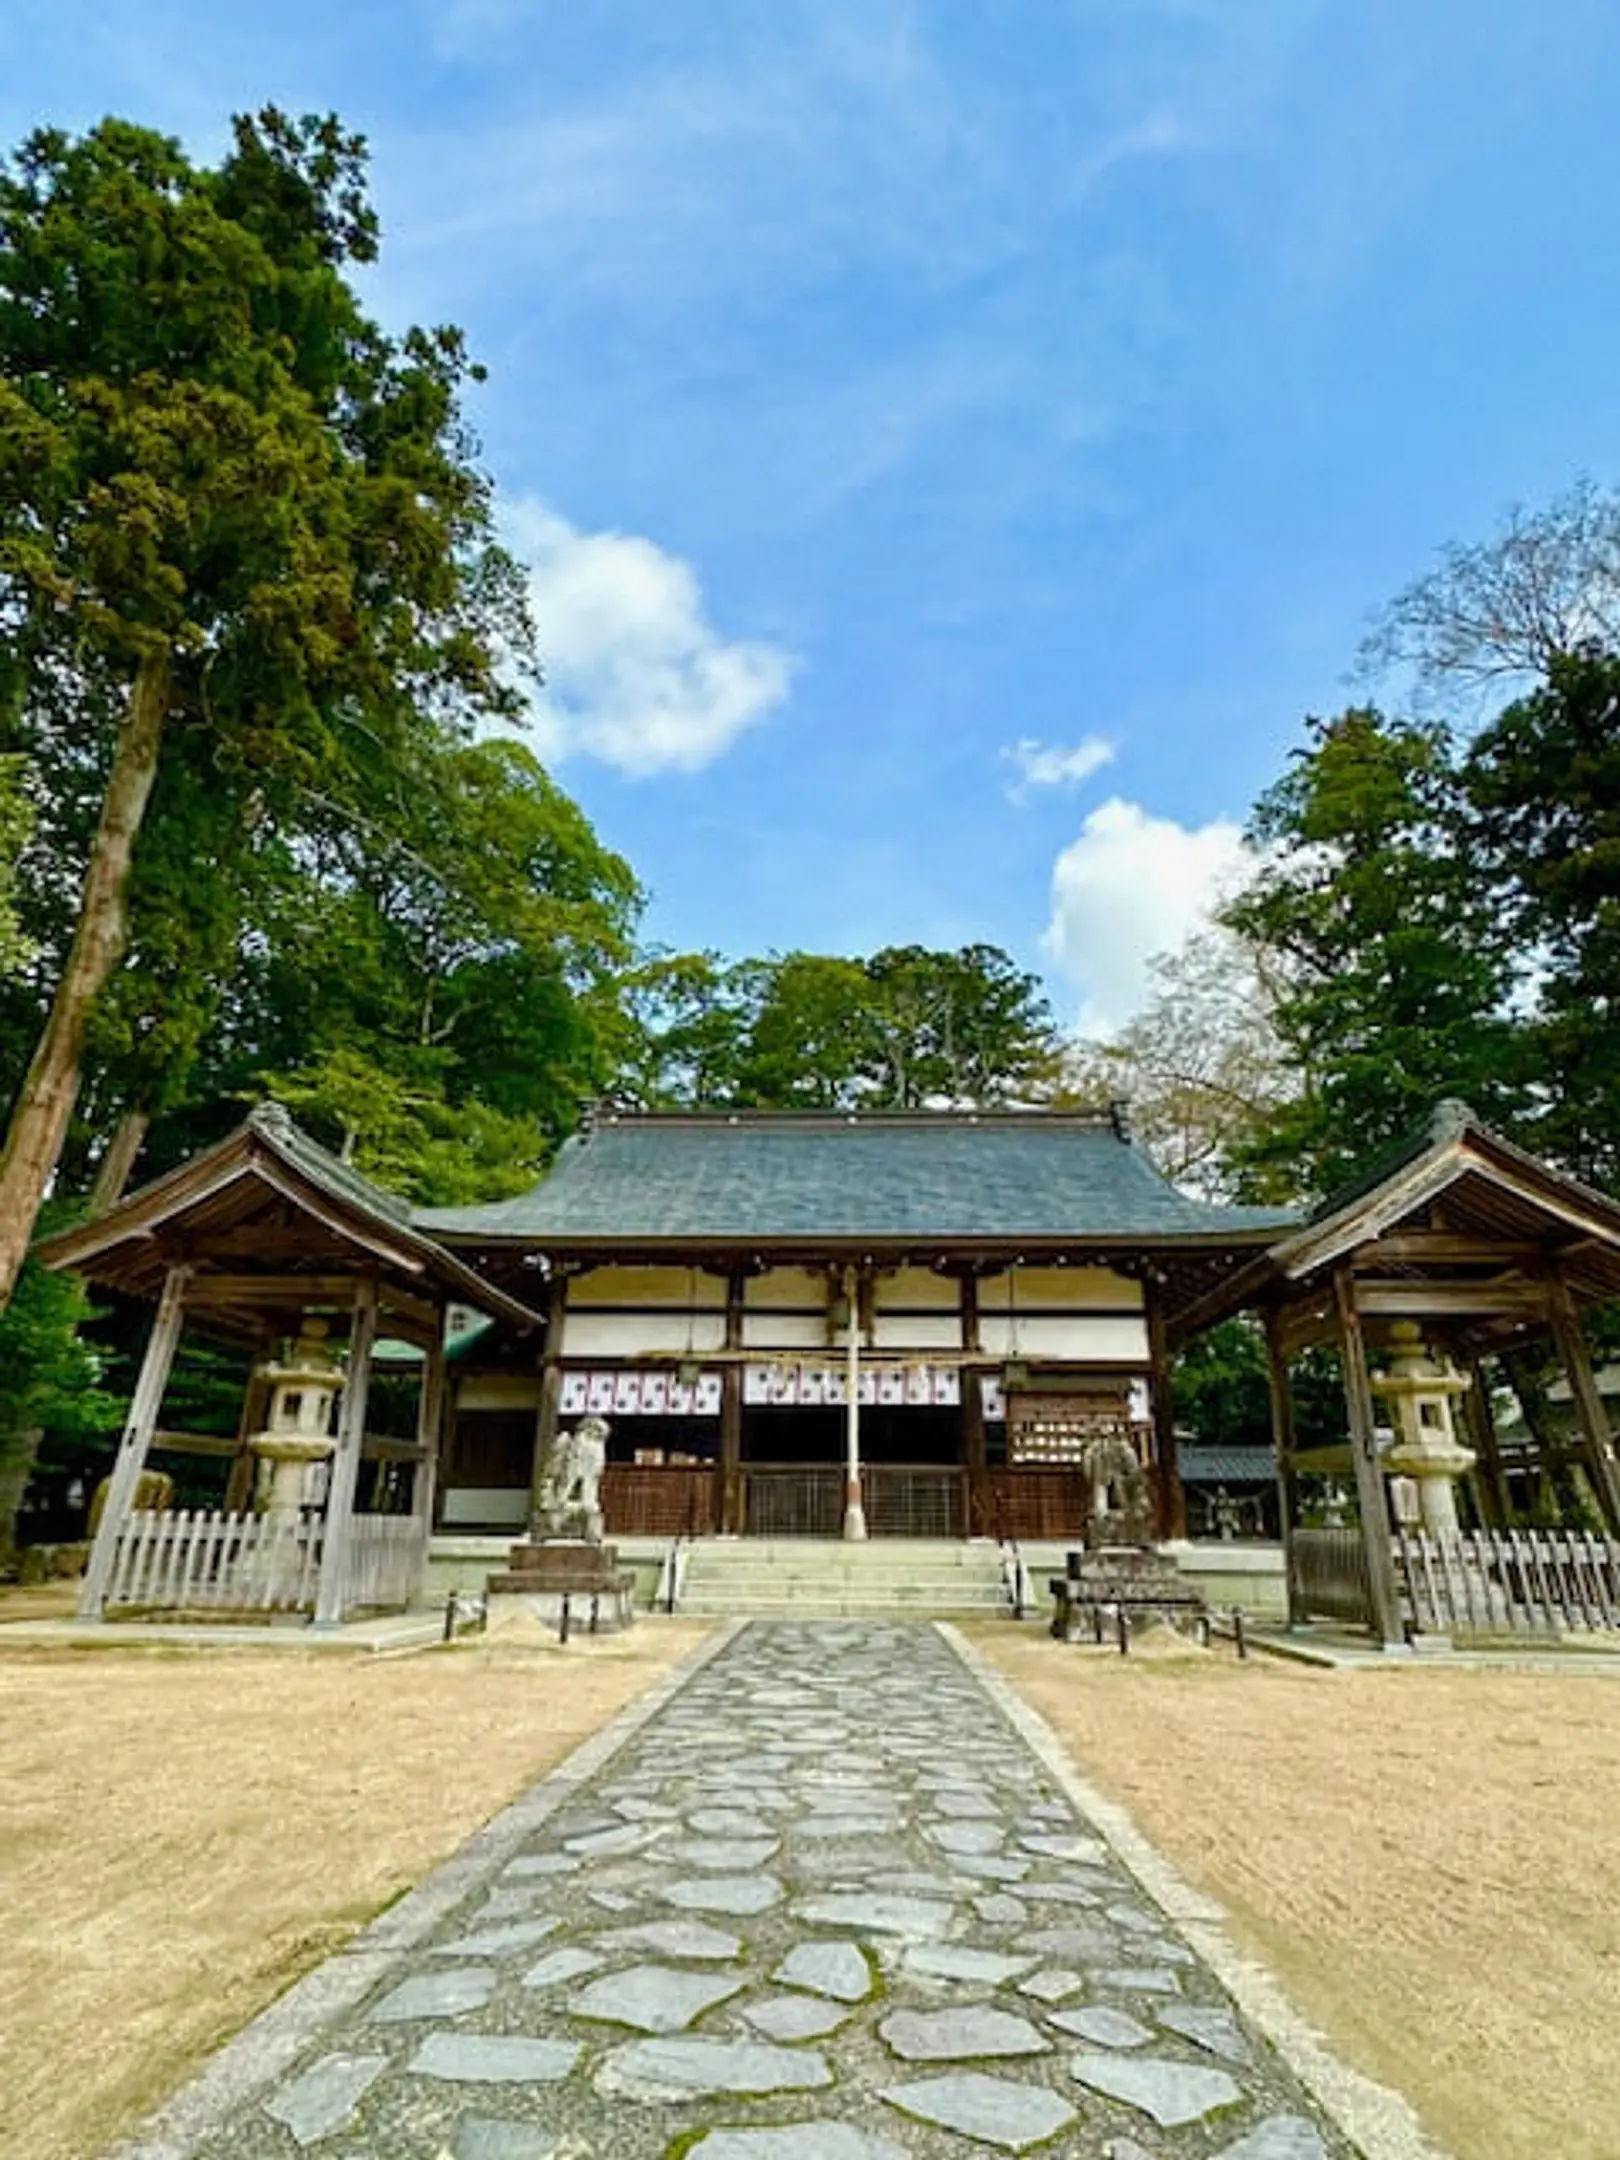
<box><xmin>1371</xmin><ymin>1320</ymin><xmax>1475</xmax><ymax>1539</ymax></box>
<box><xmin>249</xmin><ymin>1318</ymin><xmax>343</xmax><ymax>1518</ymax></box>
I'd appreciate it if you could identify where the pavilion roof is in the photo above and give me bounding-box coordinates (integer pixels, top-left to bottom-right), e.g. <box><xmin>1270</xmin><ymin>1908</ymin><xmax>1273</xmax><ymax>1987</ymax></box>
<box><xmin>414</xmin><ymin>1108</ymin><xmax>1297</xmax><ymax>1255</ymax></box>
<box><xmin>1170</xmin><ymin>1099</ymin><xmax>1620</xmax><ymax>1346</ymax></box>
<box><xmin>36</xmin><ymin>1104</ymin><xmax>544</xmax><ymax>1341</ymax></box>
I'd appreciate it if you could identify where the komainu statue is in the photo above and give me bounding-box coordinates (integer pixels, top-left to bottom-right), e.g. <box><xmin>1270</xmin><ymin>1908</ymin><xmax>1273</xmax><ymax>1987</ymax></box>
<box><xmin>535</xmin><ymin>1415</ymin><xmax>609</xmax><ymax>1543</ymax></box>
<box><xmin>1077</xmin><ymin>1427</ymin><xmax>1153</xmax><ymax>1547</ymax></box>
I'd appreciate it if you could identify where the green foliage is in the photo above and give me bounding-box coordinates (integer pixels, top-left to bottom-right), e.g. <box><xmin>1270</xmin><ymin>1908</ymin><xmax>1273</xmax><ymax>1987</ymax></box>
<box><xmin>619</xmin><ymin>942</ymin><xmax>1060</xmax><ymax>1113</ymax></box>
<box><xmin>1463</xmin><ymin>649</ymin><xmax>1620</xmax><ymax>1187</ymax></box>
<box><xmin>1222</xmin><ymin>709</ymin><xmax>1523</xmax><ymax>1199</ymax></box>
<box><xmin>0</xmin><ymin>753</ymin><xmax>32</xmax><ymax>976</ymax></box>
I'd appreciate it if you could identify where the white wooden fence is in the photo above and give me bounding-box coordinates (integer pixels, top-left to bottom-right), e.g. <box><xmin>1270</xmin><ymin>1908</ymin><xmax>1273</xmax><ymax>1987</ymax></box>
<box><xmin>104</xmin><ymin>1509</ymin><xmax>425</xmax><ymax>1617</ymax></box>
<box><xmin>1397</xmin><ymin>1528</ymin><xmax>1620</xmax><ymax>1636</ymax></box>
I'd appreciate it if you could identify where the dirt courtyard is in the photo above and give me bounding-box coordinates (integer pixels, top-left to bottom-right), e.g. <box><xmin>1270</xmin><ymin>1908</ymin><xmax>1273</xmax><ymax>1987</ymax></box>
<box><xmin>973</xmin><ymin>1623</ymin><xmax>1620</xmax><ymax>2160</ymax></box>
<box><xmin>0</xmin><ymin>1620</ymin><xmax>712</xmax><ymax>2160</ymax></box>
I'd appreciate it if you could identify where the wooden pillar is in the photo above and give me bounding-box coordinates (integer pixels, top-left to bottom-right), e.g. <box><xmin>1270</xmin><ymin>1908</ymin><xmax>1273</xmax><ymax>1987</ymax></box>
<box><xmin>1547</xmin><ymin>1274</ymin><xmax>1620</xmax><ymax>1534</ymax></box>
<box><xmin>720</xmin><ymin>1272</ymin><xmax>744</xmax><ymax>1534</ymax></box>
<box><xmin>1146</xmin><ymin>1298</ymin><xmax>1185</xmax><ymax>1542</ymax></box>
<box><xmin>961</xmin><ymin>1274</ymin><xmax>986</xmax><ymax>1536</ymax></box>
<box><xmin>413</xmin><ymin>1312</ymin><xmax>448</xmax><ymax>1537</ymax></box>
<box><xmin>1331</xmin><ymin>1268</ymin><xmax>1404</xmax><ymax>1648</ymax></box>
<box><xmin>527</xmin><ymin>1277</ymin><xmax>569</xmax><ymax>1537</ymax></box>
<box><xmin>1263</xmin><ymin>1307</ymin><xmax>1305</xmax><ymax>1625</ymax></box>
<box><xmin>224</xmin><ymin>1339</ymin><xmax>272</xmax><ymax>1514</ymax></box>
<box><xmin>312</xmin><ymin>1278</ymin><xmax>378</xmax><ymax>1628</ymax></box>
<box><xmin>79</xmin><ymin>1265</ymin><xmax>190</xmax><ymax>1619</ymax></box>
<box><xmin>1461</xmin><ymin>1357</ymin><xmax>1511</xmax><ymax>1529</ymax></box>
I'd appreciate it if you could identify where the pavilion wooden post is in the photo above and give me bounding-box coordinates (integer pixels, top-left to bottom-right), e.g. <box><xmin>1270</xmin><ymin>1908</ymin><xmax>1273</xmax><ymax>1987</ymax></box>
<box><xmin>719</xmin><ymin>1273</ymin><xmax>745</xmax><ymax>1534</ymax></box>
<box><xmin>224</xmin><ymin>1337</ymin><xmax>272</xmax><ymax>1514</ymax></box>
<box><xmin>1547</xmin><ymin>1273</ymin><xmax>1620</xmax><ymax>1535</ymax></box>
<box><xmin>960</xmin><ymin>1274</ymin><xmax>987</xmax><ymax>1536</ymax></box>
<box><xmin>842</xmin><ymin>1264</ymin><xmax>868</xmax><ymax>1541</ymax></box>
<box><xmin>312</xmin><ymin>1278</ymin><xmax>378</xmax><ymax>1629</ymax></box>
<box><xmin>1461</xmin><ymin>1357</ymin><xmax>1511</xmax><ymax>1530</ymax></box>
<box><xmin>1331</xmin><ymin>1268</ymin><xmax>1404</xmax><ymax>1648</ymax></box>
<box><xmin>413</xmin><ymin>1314</ymin><xmax>448</xmax><ymax>1547</ymax></box>
<box><xmin>1146</xmin><ymin>1300</ymin><xmax>1185</xmax><ymax>1541</ymax></box>
<box><xmin>528</xmin><ymin>1278</ymin><xmax>569</xmax><ymax>1537</ymax></box>
<box><xmin>79</xmin><ymin>1264</ymin><xmax>190</xmax><ymax>1620</ymax></box>
<box><xmin>1263</xmin><ymin>1307</ymin><xmax>1304</xmax><ymax>1626</ymax></box>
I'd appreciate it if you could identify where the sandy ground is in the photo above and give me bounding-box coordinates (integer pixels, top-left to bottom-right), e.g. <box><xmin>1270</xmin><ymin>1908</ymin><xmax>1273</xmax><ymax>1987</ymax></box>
<box><xmin>0</xmin><ymin>1618</ymin><xmax>712</xmax><ymax>2160</ymax></box>
<box><xmin>972</xmin><ymin>1622</ymin><xmax>1620</xmax><ymax>2160</ymax></box>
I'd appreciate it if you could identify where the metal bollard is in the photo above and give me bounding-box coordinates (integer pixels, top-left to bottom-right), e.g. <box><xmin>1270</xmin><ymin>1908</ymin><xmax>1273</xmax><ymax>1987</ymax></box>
<box><xmin>589</xmin><ymin>1593</ymin><xmax>601</xmax><ymax>1635</ymax></box>
<box><xmin>1232</xmin><ymin>1606</ymin><xmax>1247</xmax><ymax>1660</ymax></box>
<box><xmin>442</xmin><ymin>1589</ymin><xmax>458</xmax><ymax>1643</ymax></box>
<box><xmin>1092</xmin><ymin>1604</ymin><xmax>1104</xmax><ymax>1646</ymax></box>
<box><xmin>1116</xmin><ymin>1605</ymin><xmax>1129</xmax><ymax>1656</ymax></box>
<box><xmin>559</xmin><ymin>1592</ymin><xmax>571</xmax><ymax>1644</ymax></box>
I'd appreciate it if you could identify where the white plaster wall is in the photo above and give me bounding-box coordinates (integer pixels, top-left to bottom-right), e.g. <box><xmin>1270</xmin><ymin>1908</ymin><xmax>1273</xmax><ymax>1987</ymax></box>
<box><xmin>978</xmin><ymin>1314</ymin><xmax>1150</xmax><ymax>1362</ymax></box>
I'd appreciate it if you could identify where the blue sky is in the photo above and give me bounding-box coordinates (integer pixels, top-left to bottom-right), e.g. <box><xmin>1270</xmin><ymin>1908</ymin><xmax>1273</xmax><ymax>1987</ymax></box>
<box><xmin>7</xmin><ymin>1</ymin><xmax>1620</xmax><ymax>1031</ymax></box>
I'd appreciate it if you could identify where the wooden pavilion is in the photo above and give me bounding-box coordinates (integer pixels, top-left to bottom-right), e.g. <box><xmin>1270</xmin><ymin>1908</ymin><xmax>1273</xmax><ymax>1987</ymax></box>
<box><xmin>1176</xmin><ymin>1101</ymin><xmax>1620</xmax><ymax>1646</ymax></box>
<box><xmin>40</xmin><ymin>1103</ymin><xmax>543</xmax><ymax>1625</ymax></box>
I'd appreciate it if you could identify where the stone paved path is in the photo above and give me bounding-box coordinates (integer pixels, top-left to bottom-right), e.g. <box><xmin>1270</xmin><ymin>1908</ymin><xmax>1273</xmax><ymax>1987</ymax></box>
<box><xmin>198</xmin><ymin>1623</ymin><xmax>1357</xmax><ymax>2159</ymax></box>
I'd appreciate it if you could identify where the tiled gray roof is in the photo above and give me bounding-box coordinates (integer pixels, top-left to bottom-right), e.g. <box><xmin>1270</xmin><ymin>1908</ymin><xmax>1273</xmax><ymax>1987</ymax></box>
<box><xmin>1179</xmin><ymin>1445</ymin><xmax>1277</xmax><ymax>1483</ymax></box>
<box><xmin>416</xmin><ymin>1112</ymin><xmax>1297</xmax><ymax>1246</ymax></box>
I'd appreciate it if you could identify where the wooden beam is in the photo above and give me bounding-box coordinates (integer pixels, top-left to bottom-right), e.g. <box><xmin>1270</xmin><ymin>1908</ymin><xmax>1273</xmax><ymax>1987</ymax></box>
<box><xmin>313</xmin><ymin>1279</ymin><xmax>378</xmax><ymax>1628</ymax></box>
<box><xmin>960</xmin><ymin>1274</ymin><xmax>987</xmax><ymax>1536</ymax></box>
<box><xmin>1353</xmin><ymin>1233</ymin><xmax>1543</xmax><ymax>1266</ymax></box>
<box><xmin>1263</xmin><ymin>1308</ymin><xmax>1304</xmax><ymax>1625</ymax></box>
<box><xmin>1331</xmin><ymin>1268</ymin><xmax>1405</xmax><ymax>1649</ymax></box>
<box><xmin>720</xmin><ymin>1273</ymin><xmax>744</xmax><ymax>1534</ymax></box>
<box><xmin>184</xmin><ymin>1274</ymin><xmax>375</xmax><ymax>1306</ymax></box>
<box><xmin>1352</xmin><ymin>1283</ymin><xmax>1549</xmax><ymax>1320</ymax></box>
<box><xmin>79</xmin><ymin>1266</ymin><xmax>191</xmax><ymax>1619</ymax></box>
<box><xmin>1146</xmin><ymin>1299</ymin><xmax>1184</xmax><ymax>1541</ymax></box>
<box><xmin>1547</xmin><ymin>1272</ymin><xmax>1620</xmax><ymax>1535</ymax></box>
<box><xmin>1461</xmin><ymin>1359</ymin><xmax>1510</xmax><ymax>1530</ymax></box>
<box><xmin>413</xmin><ymin>1319</ymin><xmax>447</xmax><ymax>1533</ymax></box>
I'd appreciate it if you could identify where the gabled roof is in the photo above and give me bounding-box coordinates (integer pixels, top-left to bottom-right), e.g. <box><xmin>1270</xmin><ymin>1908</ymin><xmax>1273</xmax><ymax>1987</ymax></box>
<box><xmin>416</xmin><ymin>1109</ymin><xmax>1296</xmax><ymax>1251</ymax></box>
<box><xmin>1273</xmin><ymin>1099</ymin><xmax>1620</xmax><ymax>1294</ymax></box>
<box><xmin>38</xmin><ymin>1104</ymin><xmax>544</xmax><ymax>1335</ymax></box>
<box><xmin>1171</xmin><ymin>1100</ymin><xmax>1620</xmax><ymax>1341</ymax></box>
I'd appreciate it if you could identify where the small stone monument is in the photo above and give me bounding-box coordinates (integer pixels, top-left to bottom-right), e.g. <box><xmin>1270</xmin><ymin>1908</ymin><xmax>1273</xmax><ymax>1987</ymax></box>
<box><xmin>249</xmin><ymin>1318</ymin><xmax>342</xmax><ymax>1520</ymax></box>
<box><xmin>1373</xmin><ymin>1320</ymin><xmax>1474</xmax><ymax>1540</ymax></box>
<box><xmin>487</xmin><ymin>1415</ymin><xmax>634</xmax><ymax>1631</ymax></box>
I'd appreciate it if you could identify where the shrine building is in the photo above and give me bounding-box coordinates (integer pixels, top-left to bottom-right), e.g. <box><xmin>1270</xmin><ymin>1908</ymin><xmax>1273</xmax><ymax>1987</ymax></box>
<box><xmin>40</xmin><ymin>1096</ymin><xmax>1620</xmax><ymax>1647</ymax></box>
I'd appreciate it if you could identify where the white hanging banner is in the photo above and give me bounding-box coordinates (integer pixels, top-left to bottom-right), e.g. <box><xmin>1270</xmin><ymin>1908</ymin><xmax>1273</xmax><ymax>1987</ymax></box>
<box><xmin>556</xmin><ymin>1368</ymin><xmax>724</xmax><ymax>1419</ymax></box>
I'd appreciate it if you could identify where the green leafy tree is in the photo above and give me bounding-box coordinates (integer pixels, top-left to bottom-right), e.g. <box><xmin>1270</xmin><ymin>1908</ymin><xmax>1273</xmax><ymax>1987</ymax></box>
<box><xmin>0</xmin><ymin>1228</ymin><xmax>118</xmax><ymax>1569</ymax></box>
<box><xmin>1463</xmin><ymin>647</ymin><xmax>1620</xmax><ymax>1186</ymax></box>
<box><xmin>0</xmin><ymin>753</ymin><xmax>32</xmax><ymax>977</ymax></box>
<box><xmin>0</xmin><ymin>109</ymin><xmax>532</xmax><ymax>1308</ymax></box>
<box><xmin>1222</xmin><ymin>709</ymin><xmax>1523</xmax><ymax>1198</ymax></box>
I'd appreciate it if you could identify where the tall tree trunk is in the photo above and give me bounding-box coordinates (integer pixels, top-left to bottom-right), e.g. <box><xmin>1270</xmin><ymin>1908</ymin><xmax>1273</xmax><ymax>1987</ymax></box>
<box><xmin>0</xmin><ymin>652</ymin><xmax>170</xmax><ymax>1313</ymax></box>
<box><xmin>87</xmin><ymin>1106</ymin><xmax>152</xmax><ymax>1216</ymax></box>
<box><xmin>1501</xmin><ymin>1345</ymin><xmax>1586</xmax><ymax>1522</ymax></box>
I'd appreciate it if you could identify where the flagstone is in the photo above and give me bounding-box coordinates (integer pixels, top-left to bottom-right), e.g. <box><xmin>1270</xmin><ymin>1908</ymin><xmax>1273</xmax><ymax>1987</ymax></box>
<box><xmin>263</xmin><ymin>2053</ymin><xmax>386</xmax><ymax>2145</ymax></box>
<box><xmin>773</xmin><ymin>1939</ymin><xmax>873</xmax><ymax>2001</ymax></box>
<box><xmin>569</xmin><ymin>1962</ymin><xmax>747</xmax><ymax>2033</ymax></box>
<box><xmin>880</xmin><ymin>2071</ymin><xmax>1079</xmax><ymax>2151</ymax></box>
<box><xmin>1069</xmin><ymin>2050</ymin><xmax>1244</xmax><ymax>2126</ymax></box>
<box><xmin>409</xmin><ymin>2034</ymin><xmax>583</xmax><ymax>2084</ymax></box>
<box><xmin>594</xmin><ymin>2036</ymin><xmax>834</xmax><ymax>2102</ymax></box>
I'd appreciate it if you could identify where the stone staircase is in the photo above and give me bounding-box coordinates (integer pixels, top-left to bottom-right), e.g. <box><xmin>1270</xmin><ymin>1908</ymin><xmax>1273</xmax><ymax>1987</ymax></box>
<box><xmin>674</xmin><ymin>1537</ymin><xmax>1011</xmax><ymax>1618</ymax></box>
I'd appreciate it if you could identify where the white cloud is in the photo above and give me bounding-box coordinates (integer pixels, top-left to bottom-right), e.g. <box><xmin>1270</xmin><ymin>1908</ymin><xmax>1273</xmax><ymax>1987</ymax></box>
<box><xmin>506</xmin><ymin>502</ymin><xmax>793</xmax><ymax>777</ymax></box>
<box><xmin>1042</xmin><ymin>796</ymin><xmax>1252</xmax><ymax>1035</ymax></box>
<box><xmin>1004</xmin><ymin>735</ymin><xmax>1115</xmax><ymax>800</ymax></box>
